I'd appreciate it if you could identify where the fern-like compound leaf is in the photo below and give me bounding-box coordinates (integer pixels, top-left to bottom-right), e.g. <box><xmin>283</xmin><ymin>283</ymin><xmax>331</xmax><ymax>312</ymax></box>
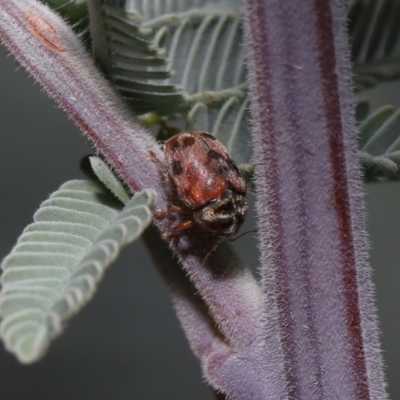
<box><xmin>94</xmin><ymin>2</ymin><xmax>246</xmax><ymax>115</ymax></box>
<box><xmin>97</xmin><ymin>3</ymin><xmax>186</xmax><ymax>115</ymax></box>
<box><xmin>0</xmin><ymin>180</ymin><xmax>156</xmax><ymax>363</ymax></box>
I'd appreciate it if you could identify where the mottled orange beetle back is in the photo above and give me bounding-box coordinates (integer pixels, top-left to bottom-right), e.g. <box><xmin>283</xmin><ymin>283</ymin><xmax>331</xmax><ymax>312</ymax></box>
<box><xmin>160</xmin><ymin>132</ymin><xmax>248</xmax><ymax>239</ymax></box>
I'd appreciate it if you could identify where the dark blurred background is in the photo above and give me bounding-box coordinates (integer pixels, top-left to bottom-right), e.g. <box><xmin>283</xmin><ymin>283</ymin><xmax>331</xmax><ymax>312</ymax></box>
<box><xmin>0</xmin><ymin>41</ymin><xmax>399</xmax><ymax>399</ymax></box>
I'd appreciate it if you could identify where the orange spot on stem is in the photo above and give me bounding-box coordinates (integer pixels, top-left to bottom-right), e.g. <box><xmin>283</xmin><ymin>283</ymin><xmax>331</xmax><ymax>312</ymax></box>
<box><xmin>26</xmin><ymin>13</ymin><xmax>64</xmax><ymax>53</ymax></box>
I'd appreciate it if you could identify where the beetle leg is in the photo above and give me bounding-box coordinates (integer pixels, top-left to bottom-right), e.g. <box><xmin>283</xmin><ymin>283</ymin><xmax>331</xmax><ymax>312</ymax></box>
<box><xmin>228</xmin><ymin>227</ymin><xmax>258</xmax><ymax>242</ymax></box>
<box><xmin>162</xmin><ymin>219</ymin><xmax>194</xmax><ymax>240</ymax></box>
<box><xmin>153</xmin><ymin>202</ymin><xmax>192</xmax><ymax>222</ymax></box>
<box><xmin>173</xmin><ymin>219</ymin><xmax>194</xmax><ymax>231</ymax></box>
<box><xmin>168</xmin><ymin>204</ymin><xmax>192</xmax><ymax>214</ymax></box>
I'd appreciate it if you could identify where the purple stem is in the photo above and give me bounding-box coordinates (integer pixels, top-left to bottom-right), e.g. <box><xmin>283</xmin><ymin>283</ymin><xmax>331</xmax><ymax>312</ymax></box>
<box><xmin>243</xmin><ymin>0</ymin><xmax>387</xmax><ymax>398</ymax></box>
<box><xmin>0</xmin><ymin>1</ymin><xmax>266</xmax><ymax>397</ymax></box>
<box><xmin>141</xmin><ymin>228</ymin><xmax>230</xmax><ymax>380</ymax></box>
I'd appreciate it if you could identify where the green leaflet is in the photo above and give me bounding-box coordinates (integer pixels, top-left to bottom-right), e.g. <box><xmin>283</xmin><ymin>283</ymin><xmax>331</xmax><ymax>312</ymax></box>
<box><xmin>349</xmin><ymin>0</ymin><xmax>400</xmax><ymax>92</ymax></box>
<box><xmin>88</xmin><ymin>156</ymin><xmax>131</xmax><ymax>204</ymax></box>
<box><xmin>0</xmin><ymin>180</ymin><xmax>156</xmax><ymax>363</ymax></box>
<box><xmin>358</xmin><ymin>102</ymin><xmax>400</xmax><ymax>181</ymax></box>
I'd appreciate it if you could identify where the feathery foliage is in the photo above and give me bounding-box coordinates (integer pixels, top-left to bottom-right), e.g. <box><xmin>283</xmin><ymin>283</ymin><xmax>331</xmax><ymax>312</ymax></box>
<box><xmin>0</xmin><ymin>180</ymin><xmax>156</xmax><ymax>363</ymax></box>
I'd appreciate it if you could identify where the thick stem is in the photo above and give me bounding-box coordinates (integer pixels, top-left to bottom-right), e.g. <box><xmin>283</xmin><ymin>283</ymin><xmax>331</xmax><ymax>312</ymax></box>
<box><xmin>243</xmin><ymin>0</ymin><xmax>387</xmax><ymax>398</ymax></box>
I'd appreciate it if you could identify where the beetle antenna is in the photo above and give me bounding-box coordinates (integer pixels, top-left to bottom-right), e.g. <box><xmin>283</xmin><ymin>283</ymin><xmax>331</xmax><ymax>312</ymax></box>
<box><xmin>229</xmin><ymin>228</ymin><xmax>258</xmax><ymax>242</ymax></box>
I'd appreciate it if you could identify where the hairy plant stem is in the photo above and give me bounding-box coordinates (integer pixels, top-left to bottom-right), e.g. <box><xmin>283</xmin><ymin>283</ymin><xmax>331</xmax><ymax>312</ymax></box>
<box><xmin>243</xmin><ymin>0</ymin><xmax>387</xmax><ymax>398</ymax></box>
